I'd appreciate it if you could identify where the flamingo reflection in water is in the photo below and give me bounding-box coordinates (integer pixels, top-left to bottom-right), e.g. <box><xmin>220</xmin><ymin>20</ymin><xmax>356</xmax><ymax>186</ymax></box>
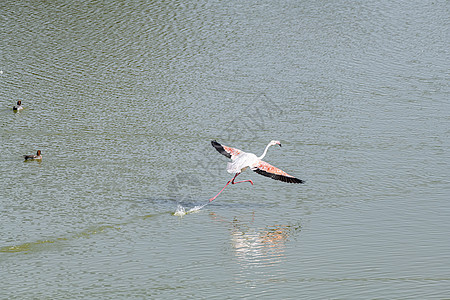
<box><xmin>210</xmin><ymin>212</ymin><xmax>301</xmax><ymax>266</ymax></box>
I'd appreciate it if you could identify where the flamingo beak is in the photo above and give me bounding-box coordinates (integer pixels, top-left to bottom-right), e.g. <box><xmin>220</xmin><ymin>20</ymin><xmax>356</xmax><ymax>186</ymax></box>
<box><xmin>278</xmin><ymin>143</ymin><xmax>282</xmax><ymax>147</ymax></box>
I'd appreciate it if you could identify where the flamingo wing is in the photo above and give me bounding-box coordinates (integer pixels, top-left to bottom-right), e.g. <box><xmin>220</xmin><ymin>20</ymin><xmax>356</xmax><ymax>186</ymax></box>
<box><xmin>251</xmin><ymin>160</ymin><xmax>304</xmax><ymax>184</ymax></box>
<box><xmin>211</xmin><ymin>140</ymin><xmax>243</xmax><ymax>160</ymax></box>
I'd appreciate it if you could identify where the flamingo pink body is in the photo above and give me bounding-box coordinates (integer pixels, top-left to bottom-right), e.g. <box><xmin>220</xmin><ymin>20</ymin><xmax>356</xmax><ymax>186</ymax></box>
<box><xmin>209</xmin><ymin>140</ymin><xmax>303</xmax><ymax>202</ymax></box>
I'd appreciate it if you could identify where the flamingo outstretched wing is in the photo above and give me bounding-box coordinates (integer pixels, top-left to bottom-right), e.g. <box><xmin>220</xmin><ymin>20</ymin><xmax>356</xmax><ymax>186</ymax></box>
<box><xmin>251</xmin><ymin>160</ymin><xmax>304</xmax><ymax>184</ymax></box>
<box><xmin>211</xmin><ymin>140</ymin><xmax>243</xmax><ymax>160</ymax></box>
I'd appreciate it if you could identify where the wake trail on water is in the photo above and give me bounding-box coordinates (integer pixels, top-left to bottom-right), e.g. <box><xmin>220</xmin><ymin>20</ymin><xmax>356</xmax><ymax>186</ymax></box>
<box><xmin>173</xmin><ymin>202</ymin><xmax>210</xmax><ymax>217</ymax></box>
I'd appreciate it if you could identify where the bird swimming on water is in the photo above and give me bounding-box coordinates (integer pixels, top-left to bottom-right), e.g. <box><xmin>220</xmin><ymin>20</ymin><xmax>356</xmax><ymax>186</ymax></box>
<box><xmin>13</xmin><ymin>101</ymin><xmax>23</xmax><ymax>111</ymax></box>
<box><xmin>24</xmin><ymin>150</ymin><xmax>42</xmax><ymax>161</ymax></box>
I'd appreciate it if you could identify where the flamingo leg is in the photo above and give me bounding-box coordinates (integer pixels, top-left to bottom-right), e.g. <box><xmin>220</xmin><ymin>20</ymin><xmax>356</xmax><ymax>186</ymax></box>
<box><xmin>209</xmin><ymin>177</ymin><xmax>233</xmax><ymax>202</ymax></box>
<box><xmin>231</xmin><ymin>175</ymin><xmax>254</xmax><ymax>185</ymax></box>
<box><xmin>209</xmin><ymin>173</ymin><xmax>253</xmax><ymax>202</ymax></box>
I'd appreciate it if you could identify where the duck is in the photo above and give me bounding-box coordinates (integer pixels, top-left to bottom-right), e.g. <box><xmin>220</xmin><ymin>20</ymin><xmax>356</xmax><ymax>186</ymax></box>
<box><xmin>24</xmin><ymin>150</ymin><xmax>42</xmax><ymax>161</ymax></box>
<box><xmin>13</xmin><ymin>101</ymin><xmax>23</xmax><ymax>111</ymax></box>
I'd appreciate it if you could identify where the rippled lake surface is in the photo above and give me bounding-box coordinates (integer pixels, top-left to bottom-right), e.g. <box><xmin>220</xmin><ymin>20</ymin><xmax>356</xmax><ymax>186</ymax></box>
<box><xmin>1</xmin><ymin>0</ymin><xmax>449</xmax><ymax>298</ymax></box>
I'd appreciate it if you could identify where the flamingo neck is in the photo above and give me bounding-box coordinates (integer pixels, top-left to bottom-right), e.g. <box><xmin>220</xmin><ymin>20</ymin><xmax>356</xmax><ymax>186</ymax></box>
<box><xmin>258</xmin><ymin>143</ymin><xmax>272</xmax><ymax>160</ymax></box>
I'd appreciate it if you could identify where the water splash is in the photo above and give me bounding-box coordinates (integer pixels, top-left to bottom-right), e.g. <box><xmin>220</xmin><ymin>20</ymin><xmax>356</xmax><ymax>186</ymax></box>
<box><xmin>173</xmin><ymin>202</ymin><xmax>209</xmax><ymax>217</ymax></box>
<box><xmin>187</xmin><ymin>203</ymin><xmax>209</xmax><ymax>213</ymax></box>
<box><xmin>173</xmin><ymin>204</ymin><xmax>187</xmax><ymax>217</ymax></box>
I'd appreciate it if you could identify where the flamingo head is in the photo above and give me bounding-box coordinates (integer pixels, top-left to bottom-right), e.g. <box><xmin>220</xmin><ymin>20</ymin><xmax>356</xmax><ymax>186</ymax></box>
<box><xmin>270</xmin><ymin>140</ymin><xmax>282</xmax><ymax>147</ymax></box>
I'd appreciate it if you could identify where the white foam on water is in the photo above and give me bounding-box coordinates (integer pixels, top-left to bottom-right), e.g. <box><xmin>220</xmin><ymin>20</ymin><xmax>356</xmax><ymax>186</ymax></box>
<box><xmin>173</xmin><ymin>204</ymin><xmax>186</xmax><ymax>217</ymax></box>
<box><xmin>187</xmin><ymin>203</ymin><xmax>208</xmax><ymax>213</ymax></box>
<box><xmin>173</xmin><ymin>202</ymin><xmax>209</xmax><ymax>217</ymax></box>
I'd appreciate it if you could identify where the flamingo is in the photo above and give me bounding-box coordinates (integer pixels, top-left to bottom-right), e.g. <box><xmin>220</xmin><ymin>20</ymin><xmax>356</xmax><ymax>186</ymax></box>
<box><xmin>209</xmin><ymin>140</ymin><xmax>303</xmax><ymax>202</ymax></box>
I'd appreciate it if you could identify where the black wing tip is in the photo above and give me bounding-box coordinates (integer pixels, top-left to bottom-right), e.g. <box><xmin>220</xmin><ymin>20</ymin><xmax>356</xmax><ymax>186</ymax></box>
<box><xmin>279</xmin><ymin>176</ymin><xmax>304</xmax><ymax>184</ymax></box>
<box><xmin>292</xmin><ymin>178</ymin><xmax>305</xmax><ymax>184</ymax></box>
<box><xmin>211</xmin><ymin>140</ymin><xmax>231</xmax><ymax>158</ymax></box>
<box><xmin>253</xmin><ymin>169</ymin><xmax>304</xmax><ymax>184</ymax></box>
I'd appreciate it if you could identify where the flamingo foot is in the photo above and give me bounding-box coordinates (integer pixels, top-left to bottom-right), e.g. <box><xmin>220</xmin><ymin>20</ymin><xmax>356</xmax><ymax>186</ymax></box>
<box><xmin>232</xmin><ymin>179</ymin><xmax>254</xmax><ymax>185</ymax></box>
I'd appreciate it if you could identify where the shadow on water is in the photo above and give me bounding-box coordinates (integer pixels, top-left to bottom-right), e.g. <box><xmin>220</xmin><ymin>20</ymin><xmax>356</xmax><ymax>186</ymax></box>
<box><xmin>0</xmin><ymin>216</ymin><xmax>161</xmax><ymax>254</ymax></box>
<box><xmin>1</xmin><ymin>197</ymin><xmax>179</xmax><ymax>254</ymax></box>
<box><xmin>1</xmin><ymin>196</ymin><xmax>278</xmax><ymax>254</ymax></box>
<box><xmin>0</xmin><ymin>225</ymin><xmax>119</xmax><ymax>254</ymax></box>
<box><xmin>0</xmin><ymin>196</ymin><xmax>203</xmax><ymax>254</ymax></box>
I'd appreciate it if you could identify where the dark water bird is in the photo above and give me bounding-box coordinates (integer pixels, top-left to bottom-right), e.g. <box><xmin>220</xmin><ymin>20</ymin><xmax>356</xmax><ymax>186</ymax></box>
<box><xmin>24</xmin><ymin>150</ymin><xmax>42</xmax><ymax>161</ymax></box>
<box><xmin>13</xmin><ymin>101</ymin><xmax>23</xmax><ymax>111</ymax></box>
